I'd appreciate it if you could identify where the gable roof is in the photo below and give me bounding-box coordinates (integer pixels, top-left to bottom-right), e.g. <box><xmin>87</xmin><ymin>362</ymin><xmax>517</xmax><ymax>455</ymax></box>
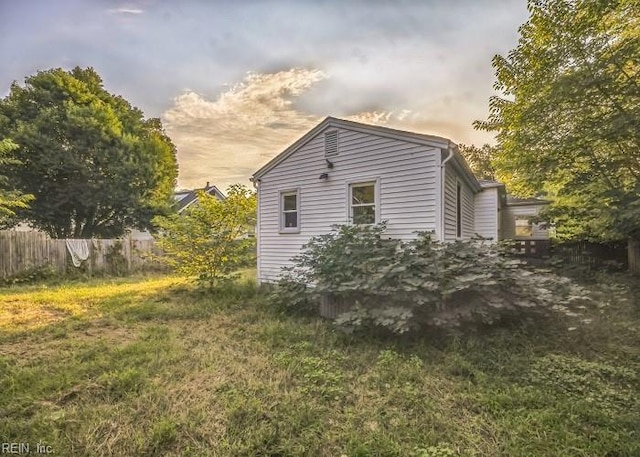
<box><xmin>251</xmin><ymin>117</ymin><xmax>456</xmax><ymax>180</ymax></box>
<box><xmin>174</xmin><ymin>182</ymin><xmax>225</xmax><ymax>213</ymax></box>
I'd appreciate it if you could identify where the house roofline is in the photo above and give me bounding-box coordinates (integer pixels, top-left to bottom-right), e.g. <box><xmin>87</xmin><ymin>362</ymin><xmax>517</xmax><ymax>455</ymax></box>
<box><xmin>448</xmin><ymin>143</ymin><xmax>482</xmax><ymax>193</ymax></box>
<box><xmin>176</xmin><ymin>184</ymin><xmax>225</xmax><ymax>213</ymax></box>
<box><xmin>505</xmin><ymin>200</ymin><xmax>551</xmax><ymax>207</ymax></box>
<box><xmin>252</xmin><ymin>116</ymin><xmax>455</xmax><ymax>180</ymax></box>
<box><xmin>478</xmin><ymin>180</ymin><xmax>505</xmax><ymax>189</ymax></box>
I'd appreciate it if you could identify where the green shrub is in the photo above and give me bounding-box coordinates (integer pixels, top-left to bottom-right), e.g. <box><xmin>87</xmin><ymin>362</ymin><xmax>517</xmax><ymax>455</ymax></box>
<box><xmin>271</xmin><ymin>223</ymin><xmax>587</xmax><ymax>334</ymax></box>
<box><xmin>1</xmin><ymin>265</ymin><xmax>59</xmax><ymax>286</ymax></box>
<box><xmin>267</xmin><ymin>276</ymin><xmax>315</xmax><ymax>316</ymax></box>
<box><xmin>527</xmin><ymin>354</ymin><xmax>638</xmax><ymax>414</ymax></box>
<box><xmin>153</xmin><ymin>184</ymin><xmax>256</xmax><ymax>287</ymax></box>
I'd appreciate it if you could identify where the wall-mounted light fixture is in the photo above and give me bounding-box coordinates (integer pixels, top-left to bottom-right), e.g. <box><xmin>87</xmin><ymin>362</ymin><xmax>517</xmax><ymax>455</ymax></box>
<box><xmin>326</xmin><ymin>159</ymin><xmax>334</xmax><ymax>169</ymax></box>
<box><xmin>319</xmin><ymin>172</ymin><xmax>329</xmax><ymax>180</ymax></box>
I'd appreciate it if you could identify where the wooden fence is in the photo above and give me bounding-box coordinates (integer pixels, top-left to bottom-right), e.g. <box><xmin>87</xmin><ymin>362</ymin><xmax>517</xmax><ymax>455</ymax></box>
<box><xmin>0</xmin><ymin>231</ymin><xmax>162</xmax><ymax>279</ymax></box>
<box><xmin>510</xmin><ymin>239</ymin><xmax>638</xmax><ymax>273</ymax></box>
<box><xmin>551</xmin><ymin>240</ymin><xmax>628</xmax><ymax>269</ymax></box>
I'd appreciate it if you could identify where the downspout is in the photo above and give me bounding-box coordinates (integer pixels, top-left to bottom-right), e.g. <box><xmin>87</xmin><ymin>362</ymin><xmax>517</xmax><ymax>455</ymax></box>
<box><xmin>439</xmin><ymin>145</ymin><xmax>455</xmax><ymax>241</ymax></box>
<box><xmin>250</xmin><ymin>177</ymin><xmax>261</xmax><ymax>284</ymax></box>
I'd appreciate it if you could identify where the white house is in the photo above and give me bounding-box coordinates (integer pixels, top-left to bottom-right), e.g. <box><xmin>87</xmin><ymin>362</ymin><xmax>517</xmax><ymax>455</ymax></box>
<box><xmin>251</xmin><ymin>117</ymin><xmax>548</xmax><ymax>283</ymax></box>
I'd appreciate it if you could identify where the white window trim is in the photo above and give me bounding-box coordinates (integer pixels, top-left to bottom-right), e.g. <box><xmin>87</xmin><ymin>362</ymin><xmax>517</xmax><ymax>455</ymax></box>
<box><xmin>279</xmin><ymin>188</ymin><xmax>301</xmax><ymax>234</ymax></box>
<box><xmin>346</xmin><ymin>179</ymin><xmax>380</xmax><ymax>225</ymax></box>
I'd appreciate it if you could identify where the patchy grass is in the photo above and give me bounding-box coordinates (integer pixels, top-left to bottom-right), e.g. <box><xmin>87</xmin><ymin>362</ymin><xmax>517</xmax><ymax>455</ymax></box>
<box><xmin>0</xmin><ymin>271</ymin><xmax>639</xmax><ymax>456</ymax></box>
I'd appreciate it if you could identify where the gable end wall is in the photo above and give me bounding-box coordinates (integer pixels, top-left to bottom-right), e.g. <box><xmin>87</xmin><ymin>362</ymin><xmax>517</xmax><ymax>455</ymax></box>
<box><xmin>257</xmin><ymin>127</ymin><xmax>440</xmax><ymax>282</ymax></box>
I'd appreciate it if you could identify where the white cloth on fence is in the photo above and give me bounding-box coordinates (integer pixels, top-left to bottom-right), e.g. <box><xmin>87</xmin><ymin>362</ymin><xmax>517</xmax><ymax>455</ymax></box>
<box><xmin>65</xmin><ymin>239</ymin><xmax>90</xmax><ymax>267</ymax></box>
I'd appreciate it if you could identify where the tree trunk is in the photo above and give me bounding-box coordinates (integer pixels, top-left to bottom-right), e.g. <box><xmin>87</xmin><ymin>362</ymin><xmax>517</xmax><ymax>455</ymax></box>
<box><xmin>628</xmin><ymin>238</ymin><xmax>640</xmax><ymax>276</ymax></box>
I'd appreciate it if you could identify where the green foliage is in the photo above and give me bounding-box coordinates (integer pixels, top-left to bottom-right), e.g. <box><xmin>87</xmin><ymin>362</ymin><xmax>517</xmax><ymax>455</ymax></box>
<box><xmin>105</xmin><ymin>242</ymin><xmax>128</xmax><ymax>276</ymax></box>
<box><xmin>0</xmin><ymin>67</ymin><xmax>178</xmax><ymax>238</ymax></box>
<box><xmin>458</xmin><ymin>143</ymin><xmax>498</xmax><ymax>180</ymax></box>
<box><xmin>272</xmin><ymin>224</ymin><xmax>586</xmax><ymax>334</ymax></box>
<box><xmin>0</xmin><ymin>265</ymin><xmax>58</xmax><ymax>286</ymax></box>
<box><xmin>476</xmin><ymin>0</ymin><xmax>640</xmax><ymax>241</ymax></box>
<box><xmin>0</xmin><ymin>139</ymin><xmax>33</xmax><ymax>225</ymax></box>
<box><xmin>527</xmin><ymin>354</ymin><xmax>638</xmax><ymax>414</ymax></box>
<box><xmin>153</xmin><ymin>185</ymin><xmax>256</xmax><ymax>287</ymax></box>
<box><xmin>413</xmin><ymin>444</ymin><xmax>456</xmax><ymax>457</ymax></box>
<box><xmin>267</xmin><ymin>277</ymin><xmax>315</xmax><ymax>316</ymax></box>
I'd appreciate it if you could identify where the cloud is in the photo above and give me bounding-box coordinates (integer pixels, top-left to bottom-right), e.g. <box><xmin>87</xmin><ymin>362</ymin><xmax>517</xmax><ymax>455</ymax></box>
<box><xmin>107</xmin><ymin>7</ymin><xmax>143</xmax><ymax>15</ymax></box>
<box><xmin>162</xmin><ymin>67</ymin><xmax>495</xmax><ymax>191</ymax></box>
<box><xmin>163</xmin><ymin>68</ymin><xmax>327</xmax><ymax>190</ymax></box>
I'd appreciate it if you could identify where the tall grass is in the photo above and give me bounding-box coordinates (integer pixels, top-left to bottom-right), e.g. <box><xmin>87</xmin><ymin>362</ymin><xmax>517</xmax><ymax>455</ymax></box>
<box><xmin>0</xmin><ymin>271</ymin><xmax>638</xmax><ymax>456</ymax></box>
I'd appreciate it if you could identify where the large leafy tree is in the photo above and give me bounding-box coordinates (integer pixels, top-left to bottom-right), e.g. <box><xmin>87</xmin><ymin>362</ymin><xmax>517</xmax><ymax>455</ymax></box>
<box><xmin>458</xmin><ymin>143</ymin><xmax>498</xmax><ymax>181</ymax></box>
<box><xmin>0</xmin><ymin>139</ymin><xmax>33</xmax><ymax>225</ymax></box>
<box><xmin>0</xmin><ymin>67</ymin><xmax>178</xmax><ymax>238</ymax></box>
<box><xmin>475</xmin><ymin>0</ymin><xmax>640</xmax><ymax>241</ymax></box>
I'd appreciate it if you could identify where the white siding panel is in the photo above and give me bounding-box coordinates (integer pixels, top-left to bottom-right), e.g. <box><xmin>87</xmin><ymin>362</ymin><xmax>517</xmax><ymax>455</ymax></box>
<box><xmin>258</xmin><ymin>127</ymin><xmax>440</xmax><ymax>282</ymax></box>
<box><xmin>443</xmin><ymin>163</ymin><xmax>475</xmax><ymax>241</ymax></box>
<box><xmin>443</xmin><ymin>166</ymin><xmax>457</xmax><ymax>240</ymax></box>
<box><xmin>474</xmin><ymin>188</ymin><xmax>499</xmax><ymax>240</ymax></box>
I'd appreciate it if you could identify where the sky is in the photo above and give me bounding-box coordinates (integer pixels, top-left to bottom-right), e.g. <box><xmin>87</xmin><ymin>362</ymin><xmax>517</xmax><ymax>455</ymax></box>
<box><xmin>0</xmin><ymin>0</ymin><xmax>530</xmax><ymax>191</ymax></box>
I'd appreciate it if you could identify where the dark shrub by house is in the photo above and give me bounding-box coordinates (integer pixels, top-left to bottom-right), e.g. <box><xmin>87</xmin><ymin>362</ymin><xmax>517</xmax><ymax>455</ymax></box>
<box><xmin>272</xmin><ymin>224</ymin><xmax>583</xmax><ymax>334</ymax></box>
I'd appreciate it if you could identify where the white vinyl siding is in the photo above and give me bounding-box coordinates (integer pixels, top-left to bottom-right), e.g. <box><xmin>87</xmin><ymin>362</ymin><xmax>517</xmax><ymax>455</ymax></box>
<box><xmin>257</xmin><ymin>128</ymin><xmax>441</xmax><ymax>282</ymax></box>
<box><xmin>474</xmin><ymin>187</ymin><xmax>500</xmax><ymax>240</ymax></box>
<box><xmin>443</xmin><ymin>164</ymin><xmax>474</xmax><ymax>241</ymax></box>
<box><xmin>503</xmin><ymin>204</ymin><xmax>549</xmax><ymax>239</ymax></box>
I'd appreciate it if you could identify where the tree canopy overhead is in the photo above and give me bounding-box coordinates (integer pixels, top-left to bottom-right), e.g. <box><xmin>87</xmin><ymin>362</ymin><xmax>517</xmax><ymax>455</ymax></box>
<box><xmin>476</xmin><ymin>0</ymin><xmax>640</xmax><ymax>241</ymax></box>
<box><xmin>0</xmin><ymin>67</ymin><xmax>178</xmax><ymax>238</ymax></box>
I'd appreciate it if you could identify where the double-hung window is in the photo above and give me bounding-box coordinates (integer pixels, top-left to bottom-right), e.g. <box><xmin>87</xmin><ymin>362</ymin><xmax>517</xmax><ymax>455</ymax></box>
<box><xmin>280</xmin><ymin>190</ymin><xmax>299</xmax><ymax>233</ymax></box>
<box><xmin>349</xmin><ymin>182</ymin><xmax>377</xmax><ymax>225</ymax></box>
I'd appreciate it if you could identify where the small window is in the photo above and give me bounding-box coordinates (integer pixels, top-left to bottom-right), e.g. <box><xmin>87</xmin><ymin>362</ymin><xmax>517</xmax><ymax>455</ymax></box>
<box><xmin>350</xmin><ymin>182</ymin><xmax>376</xmax><ymax>224</ymax></box>
<box><xmin>280</xmin><ymin>191</ymin><xmax>299</xmax><ymax>232</ymax></box>
<box><xmin>456</xmin><ymin>182</ymin><xmax>462</xmax><ymax>238</ymax></box>
<box><xmin>515</xmin><ymin>217</ymin><xmax>533</xmax><ymax>237</ymax></box>
<box><xmin>325</xmin><ymin>130</ymin><xmax>338</xmax><ymax>156</ymax></box>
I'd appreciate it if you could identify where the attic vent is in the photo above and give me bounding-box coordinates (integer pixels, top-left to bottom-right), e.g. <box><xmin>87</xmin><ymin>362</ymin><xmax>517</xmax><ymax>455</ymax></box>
<box><xmin>324</xmin><ymin>130</ymin><xmax>338</xmax><ymax>156</ymax></box>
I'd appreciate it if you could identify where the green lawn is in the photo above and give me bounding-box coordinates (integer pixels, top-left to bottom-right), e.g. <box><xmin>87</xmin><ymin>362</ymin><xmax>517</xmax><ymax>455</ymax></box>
<box><xmin>0</xmin><ymin>271</ymin><xmax>638</xmax><ymax>456</ymax></box>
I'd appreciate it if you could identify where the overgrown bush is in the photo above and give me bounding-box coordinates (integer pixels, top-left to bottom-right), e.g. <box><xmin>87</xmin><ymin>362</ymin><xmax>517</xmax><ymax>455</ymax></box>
<box><xmin>271</xmin><ymin>223</ymin><xmax>587</xmax><ymax>334</ymax></box>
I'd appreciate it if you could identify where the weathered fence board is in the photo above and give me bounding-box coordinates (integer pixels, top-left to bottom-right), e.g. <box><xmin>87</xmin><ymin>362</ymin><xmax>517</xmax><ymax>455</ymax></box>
<box><xmin>552</xmin><ymin>240</ymin><xmax>628</xmax><ymax>269</ymax></box>
<box><xmin>0</xmin><ymin>231</ymin><xmax>161</xmax><ymax>279</ymax></box>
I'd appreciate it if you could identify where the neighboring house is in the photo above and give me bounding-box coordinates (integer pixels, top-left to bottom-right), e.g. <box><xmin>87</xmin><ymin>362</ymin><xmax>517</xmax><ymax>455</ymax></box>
<box><xmin>126</xmin><ymin>183</ymin><xmax>226</xmax><ymax>240</ymax></box>
<box><xmin>174</xmin><ymin>182</ymin><xmax>225</xmax><ymax>214</ymax></box>
<box><xmin>251</xmin><ymin>117</ymin><xmax>550</xmax><ymax>283</ymax></box>
<box><xmin>503</xmin><ymin>196</ymin><xmax>551</xmax><ymax>240</ymax></box>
